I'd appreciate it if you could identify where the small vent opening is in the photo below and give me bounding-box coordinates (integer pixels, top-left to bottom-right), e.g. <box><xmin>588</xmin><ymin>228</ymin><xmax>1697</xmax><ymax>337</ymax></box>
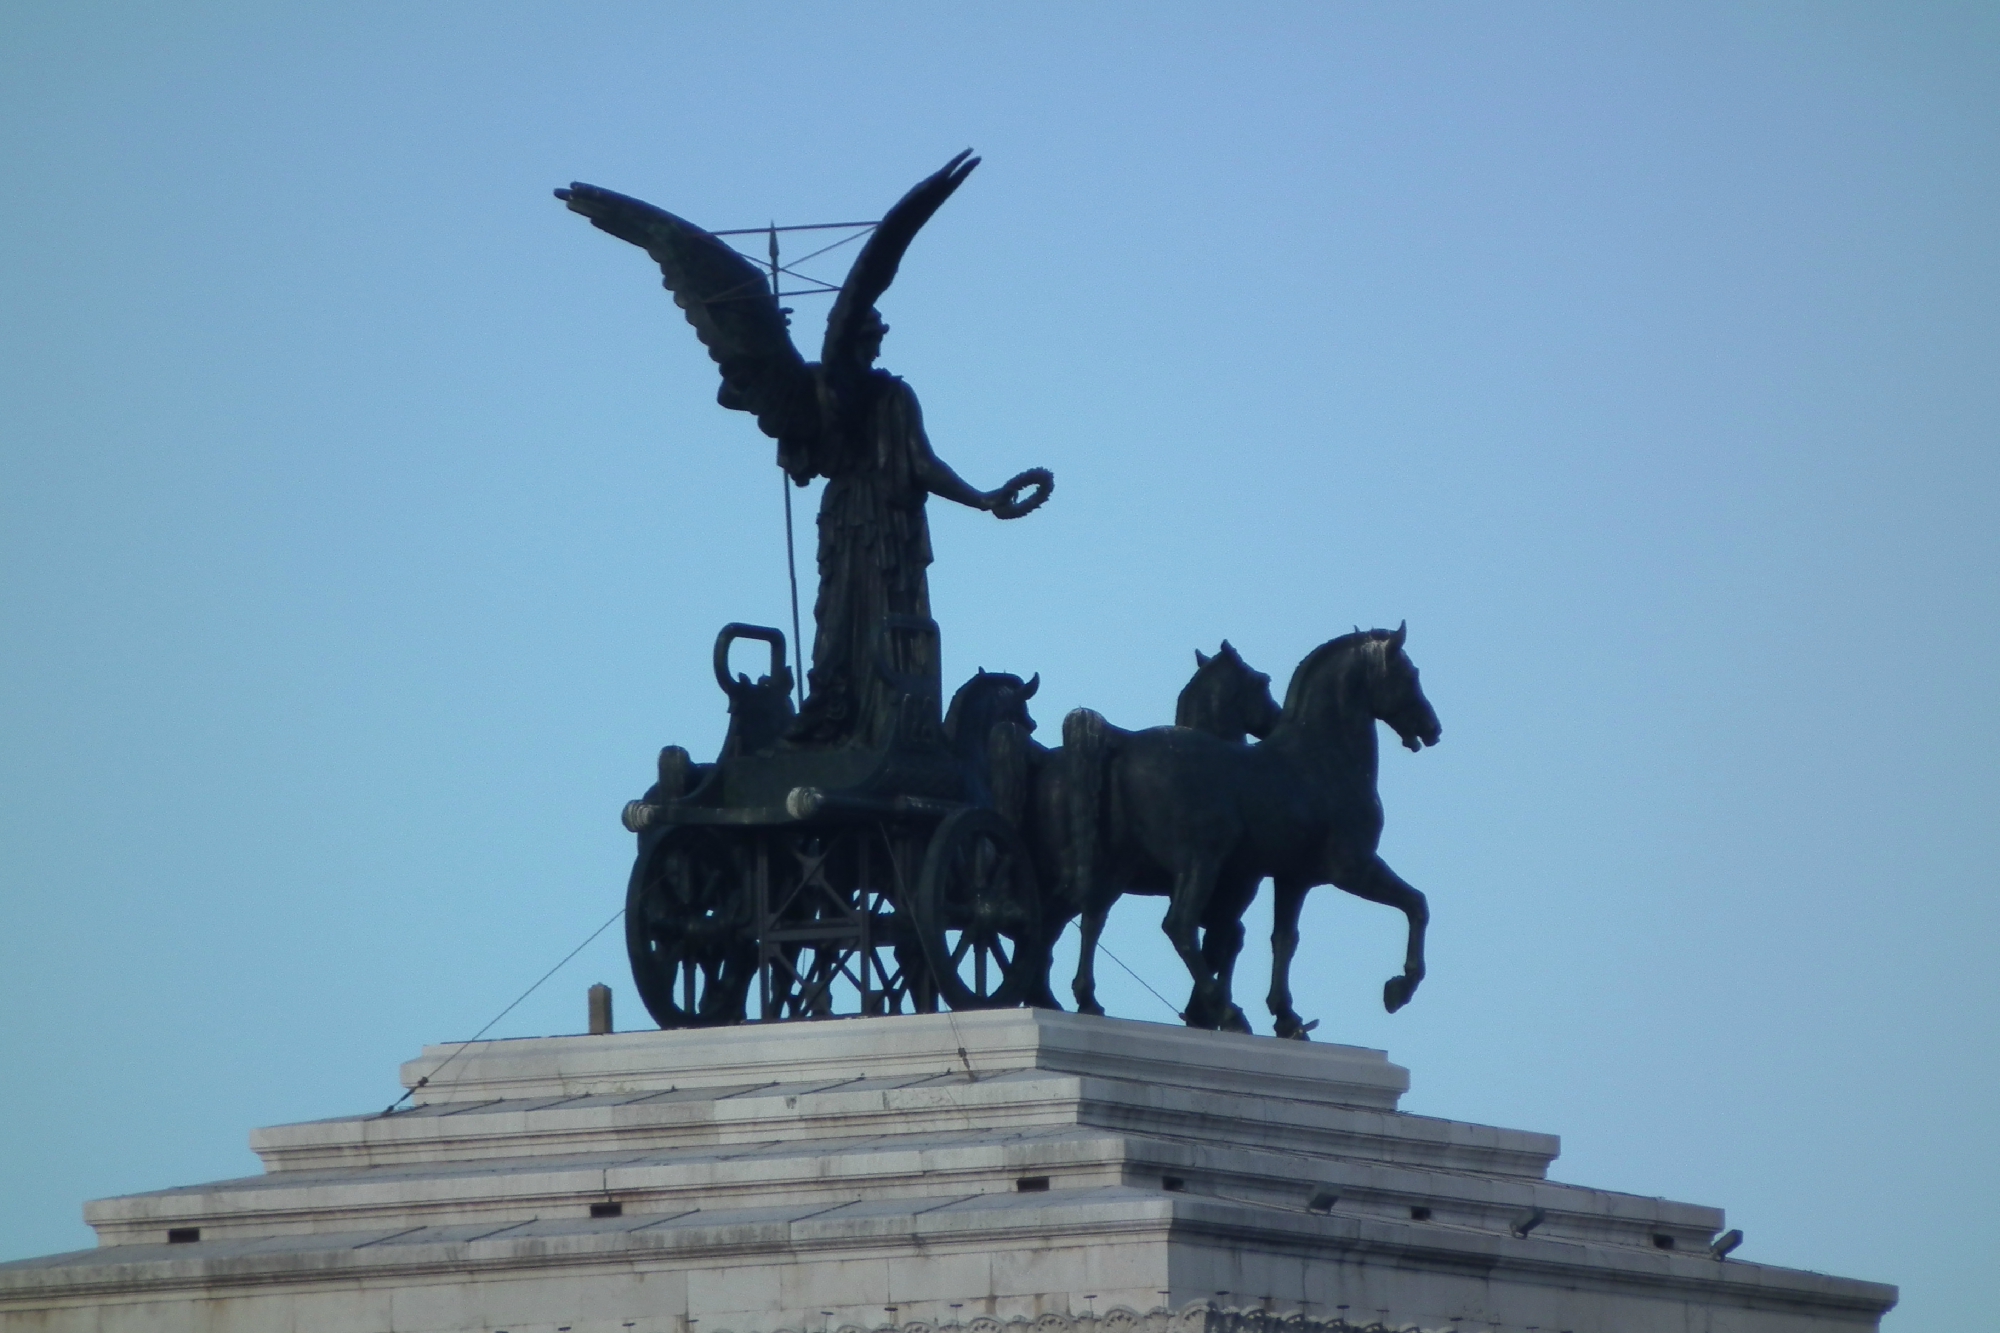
<box><xmin>1409</xmin><ymin>1206</ymin><xmax>1433</xmax><ymax>1221</ymax></box>
<box><xmin>166</xmin><ymin>1227</ymin><xmax>200</xmax><ymax>1244</ymax></box>
<box><xmin>1162</xmin><ymin>1176</ymin><xmax>1186</xmax><ymax>1193</ymax></box>
<box><xmin>1015</xmin><ymin>1176</ymin><xmax>1050</xmax><ymax>1193</ymax></box>
<box><xmin>1652</xmin><ymin>1233</ymin><xmax>1676</xmax><ymax>1250</ymax></box>
<box><xmin>590</xmin><ymin>1201</ymin><xmax>624</xmax><ymax>1219</ymax></box>
<box><xmin>1306</xmin><ymin>1190</ymin><xmax>1338</xmax><ymax>1214</ymax></box>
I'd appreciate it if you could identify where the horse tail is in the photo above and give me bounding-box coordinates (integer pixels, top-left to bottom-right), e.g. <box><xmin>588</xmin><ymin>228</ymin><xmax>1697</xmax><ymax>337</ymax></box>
<box><xmin>1062</xmin><ymin>707</ymin><xmax>1115</xmax><ymax>906</ymax></box>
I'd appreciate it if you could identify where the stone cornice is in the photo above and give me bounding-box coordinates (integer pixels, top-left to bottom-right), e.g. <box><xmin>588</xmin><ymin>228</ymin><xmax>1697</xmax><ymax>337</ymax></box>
<box><xmin>720</xmin><ymin>1303</ymin><xmax>1441</xmax><ymax>1333</ymax></box>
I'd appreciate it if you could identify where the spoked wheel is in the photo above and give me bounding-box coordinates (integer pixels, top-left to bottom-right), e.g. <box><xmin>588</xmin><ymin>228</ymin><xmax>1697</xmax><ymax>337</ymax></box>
<box><xmin>912</xmin><ymin>808</ymin><xmax>1042</xmax><ymax>1011</ymax></box>
<box><xmin>625</xmin><ymin>826</ymin><xmax>755</xmax><ymax>1028</ymax></box>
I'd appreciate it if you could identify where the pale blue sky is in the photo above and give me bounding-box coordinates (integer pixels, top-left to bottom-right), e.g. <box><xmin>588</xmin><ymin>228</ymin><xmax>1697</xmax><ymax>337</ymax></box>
<box><xmin>2</xmin><ymin>5</ymin><xmax>1994</xmax><ymax>1328</ymax></box>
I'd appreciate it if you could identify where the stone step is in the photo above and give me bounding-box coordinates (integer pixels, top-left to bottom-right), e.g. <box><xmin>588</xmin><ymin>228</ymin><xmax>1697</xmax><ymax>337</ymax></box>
<box><xmin>90</xmin><ymin>1125</ymin><xmax>1714</xmax><ymax>1254</ymax></box>
<box><xmin>390</xmin><ymin>1011</ymin><xmax>1412</xmax><ymax>1111</ymax></box>
<box><xmin>251</xmin><ymin>1069</ymin><xmax>1559</xmax><ymax>1179</ymax></box>
<box><xmin>4</xmin><ymin>1187</ymin><xmax>1886</xmax><ymax>1333</ymax></box>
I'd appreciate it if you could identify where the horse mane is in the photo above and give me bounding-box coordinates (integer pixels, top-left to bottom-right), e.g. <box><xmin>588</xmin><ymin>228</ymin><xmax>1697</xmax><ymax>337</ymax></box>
<box><xmin>1280</xmin><ymin>630</ymin><xmax>1392</xmax><ymax>720</ymax></box>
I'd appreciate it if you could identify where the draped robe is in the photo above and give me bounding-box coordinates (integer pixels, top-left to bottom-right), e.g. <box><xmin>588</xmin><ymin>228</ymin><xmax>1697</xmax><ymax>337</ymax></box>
<box><xmin>791</xmin><ymin>371</ymin><xmax>940</xmax><ymax>747</ymax></box>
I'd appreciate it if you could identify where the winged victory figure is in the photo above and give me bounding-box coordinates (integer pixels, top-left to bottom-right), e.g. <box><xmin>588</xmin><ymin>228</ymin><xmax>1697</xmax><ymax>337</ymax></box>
<box><xmin>557</xmin><ymin>151</ymin><xmax>1051</xmax><ymax>748</ymax></box>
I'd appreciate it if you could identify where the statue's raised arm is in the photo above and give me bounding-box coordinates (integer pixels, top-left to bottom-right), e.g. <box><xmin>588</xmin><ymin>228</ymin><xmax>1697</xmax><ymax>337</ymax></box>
<box><xmin>889</xmin><ymin>358</ymin><xmax>1054</xmax><ymax>520</ymax></box>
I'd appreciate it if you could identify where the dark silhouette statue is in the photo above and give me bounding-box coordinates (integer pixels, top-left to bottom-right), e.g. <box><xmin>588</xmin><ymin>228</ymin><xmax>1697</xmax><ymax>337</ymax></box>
<box><xmin>566</xmin><ymin>154</ymin><xmax>1446</xmax><ymax>1036</ymax></box>
<box><xmin>557</xmin><ymin>152</ymin><xmax>1050</xmax><ymax>749</ymax></box>
<box><xmin>1059</xmin><ymin>626</ymin><xmax>1441</xmax><ymax>1033</ymax></box>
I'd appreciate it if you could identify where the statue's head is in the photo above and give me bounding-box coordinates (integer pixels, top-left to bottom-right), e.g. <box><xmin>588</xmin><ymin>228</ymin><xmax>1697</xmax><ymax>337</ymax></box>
<box><xmin>856</xmin><ymin>308</ymin><xmax>889</xmax><ymax>364</ymax></box>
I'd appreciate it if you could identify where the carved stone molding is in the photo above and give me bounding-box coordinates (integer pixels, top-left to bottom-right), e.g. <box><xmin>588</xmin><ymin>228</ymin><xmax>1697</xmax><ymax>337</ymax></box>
<box><xmin>715</xmin><ymin>1302</ymin><xmax>1437</xmax><ymax>1333</ymax></box>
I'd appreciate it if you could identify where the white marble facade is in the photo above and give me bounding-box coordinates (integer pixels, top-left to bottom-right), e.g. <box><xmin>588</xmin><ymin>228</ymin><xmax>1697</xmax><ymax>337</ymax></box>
<box><xmin>0</xmin><ymin>1010</ymin><xmax>1895</xmax><ymax>1333</ymax></box>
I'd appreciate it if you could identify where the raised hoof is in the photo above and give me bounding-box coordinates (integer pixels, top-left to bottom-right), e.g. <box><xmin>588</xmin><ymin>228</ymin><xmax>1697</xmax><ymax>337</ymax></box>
<box><xmin>1383</xmin><ymin>974</ymin><xmax>1420</xmax><ymax>1013</ymax></box>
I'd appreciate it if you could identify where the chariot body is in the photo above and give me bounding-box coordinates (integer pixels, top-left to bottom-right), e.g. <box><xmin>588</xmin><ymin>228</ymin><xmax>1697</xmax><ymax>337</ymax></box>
<box><xmin>619</xmin><ymin>621</ymin><xmax>1043</xmax><ymax>1028</ymax></box>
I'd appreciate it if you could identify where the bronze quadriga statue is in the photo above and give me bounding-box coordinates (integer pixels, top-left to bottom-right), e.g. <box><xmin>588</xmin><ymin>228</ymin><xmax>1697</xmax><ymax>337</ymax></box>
<box><xmin>559</xmin><ymin>153</ymin><xmax>1442</xmax><ymax>1035</ymax></box>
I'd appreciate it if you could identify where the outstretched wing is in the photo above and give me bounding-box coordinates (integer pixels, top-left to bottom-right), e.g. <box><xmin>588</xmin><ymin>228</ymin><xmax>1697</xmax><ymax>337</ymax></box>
<box><xmin>557</xmin><ymin>183</ymin><xmax>819</xmax><ymax>451</ymax></box>
<box><xmin>822</xmin><ymin>150</ymin><xmax>980</xmax><ymax>370</ymax></box>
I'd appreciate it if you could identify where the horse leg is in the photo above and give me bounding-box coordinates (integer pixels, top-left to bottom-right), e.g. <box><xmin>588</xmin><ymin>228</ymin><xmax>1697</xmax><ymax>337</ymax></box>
<box><xmin>1029</xmin><ymin>905</ymin><xmax>1074</xmax><ymax>1010</ymax></box>
<box><xmin>1192</xmin><ymin>876</ymin><xmax>1256</xmax><ymax>1032</ymax></box>
<box><xmin>1200</xmin><ymin>914</ymin><xmax>1252</xmax><ymax>1033</ymax></box>
<box><xmin>1070</xmin><ymin>903</ymin><xmax>1109</xmax><ymax>1016</ymax></box>
<box><xmin>1266</xmin><ymin>877</ymin><xmax>1313</xmax><ymax>1039</ymax></box>
<box><xmin>1333</xmin><ymin>855</ymin><xmax>1429</xmax><ymax>1013</ymax></box>
<box><xmin>1161</xmin><ymin>857</ymin><xmax>1225</xmax><ymax>1028</ymax></box>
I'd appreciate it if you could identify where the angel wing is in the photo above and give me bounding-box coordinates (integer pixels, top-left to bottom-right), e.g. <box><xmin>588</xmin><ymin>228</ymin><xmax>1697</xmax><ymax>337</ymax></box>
<box><xmin>556</xmin><ymin>183</ymin><xmax>821</xmax><ymax>463</ymax></box>
<box><xmin>821</xmin><ymin>150</ymin><xmax>980</xmax><ymax>372</ymax></box>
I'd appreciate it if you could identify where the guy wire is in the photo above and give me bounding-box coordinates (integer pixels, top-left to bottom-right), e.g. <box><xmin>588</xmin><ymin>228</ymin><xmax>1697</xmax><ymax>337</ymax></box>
<box><xmin>379</xmin><ymin>904</ymin><xmax>625</xmax><ymax>1116</ymax></box>
<box><xmin>1099</xmin><ymin>942</ymin><xmax>1184</xmax><ymax>1020</ymax></box>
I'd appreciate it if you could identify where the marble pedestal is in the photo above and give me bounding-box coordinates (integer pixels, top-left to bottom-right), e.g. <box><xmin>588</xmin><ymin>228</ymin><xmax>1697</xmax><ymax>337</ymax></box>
<box><xmin>0</xmin><ymin>1010</ymin><xmax>1894</xmax><ymax>1333</ymax></box>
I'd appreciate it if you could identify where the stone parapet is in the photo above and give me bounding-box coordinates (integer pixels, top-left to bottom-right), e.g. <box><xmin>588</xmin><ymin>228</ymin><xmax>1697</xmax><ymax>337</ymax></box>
<box><xmin>391</xmin><ymin>1010</ymin><xmax>1413</xmax><ymax>1110</ymax></box>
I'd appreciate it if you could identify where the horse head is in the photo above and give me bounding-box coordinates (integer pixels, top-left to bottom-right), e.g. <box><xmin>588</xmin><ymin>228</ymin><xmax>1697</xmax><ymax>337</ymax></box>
<box><xmin>1178</xmin><ymin>640</ymin><xmax>1282</xmax><ymax>741</ymax></box>
<box><xmin>944</xmin><ymin>668</ymin><xmax>1041</xmax><ymax>756</ymax></box>
<box><xmin>1282</xmin><ymin>623</ymin><xmax>1441</xmax><ymax>752</ymax></box>
<box><xmin>721</xmin><ymin>664</ymin><xmax>797</xmax><ymax>757</ymax></box>
<box><xmin>946</xmin><ymin>668</ymin><xmax>1041</xmax><ymax>821</ymax></box>
<box><xmin>1374</xmin><ymin>623</ymin><xmax>1441</xmax><ymax>751</ymax></box>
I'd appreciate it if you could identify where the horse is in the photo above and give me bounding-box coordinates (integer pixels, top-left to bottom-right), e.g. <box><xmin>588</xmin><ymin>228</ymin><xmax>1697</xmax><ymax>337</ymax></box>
<box><xmin>939</xmin><ymin>649</ymin><xmax>1284</xmax><ymax>1013</ymax></box>
<box><xmin>1062</xmin><ymin>624</ymin><xmax>1441</xmax><ymax>1033</ymax></box>
<box><xmin>1008</xmin><ymin>645</ymin><xmax>1284</xmax><ymax>1015</ymax></box>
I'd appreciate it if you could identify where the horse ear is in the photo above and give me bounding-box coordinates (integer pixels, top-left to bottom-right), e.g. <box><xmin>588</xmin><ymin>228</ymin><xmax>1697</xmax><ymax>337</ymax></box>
<box><xmin>1388</xmin><ymin>620</ymin><xmax>1407</xmax><ymax>652</ymax></box>
<box><xmin>1219</xmin><ymin>639</ymin><xmax>1238</xmax><ymax>659</ymax></box>
<box><xmin>1195</xmin><ymin>649</ymin><xmax>1211</xmax><ymax>667</ymax></box>
<box><xmin>1021</xmin><ymin>673</ymin><xmax>1039</xmax><ymax>700</ymax></box>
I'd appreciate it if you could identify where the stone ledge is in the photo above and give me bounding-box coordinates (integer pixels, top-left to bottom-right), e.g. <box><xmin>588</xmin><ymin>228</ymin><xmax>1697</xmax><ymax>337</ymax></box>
<box><xmin>714</xmin><ymin>1302</ymin><xmax>1437</xmax><ymax>1333</ymax></box>
<box><xmin>253</xmin><ymin>1070</ymin><xmax>1552</xmax><ymax>1179</ymax></box>
<box><xmin>85</xmin><ymin>1129</ymin><xmax>1709</xmax><ymax>1254</ymax></box>
<box><xmin>395</xmin><ymin>1011</ymin><xmax>1409</xmax><ymax>1112</ymax></box>
<box><xmin>10</xmin><ymin>1186</ymin><xmax>1892</xmax><ymax>1318</ymax></box>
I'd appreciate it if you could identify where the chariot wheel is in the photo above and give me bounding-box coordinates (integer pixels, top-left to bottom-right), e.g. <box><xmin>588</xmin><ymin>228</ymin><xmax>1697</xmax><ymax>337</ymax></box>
<box><xmin>911</xmin><ymin>807</ymin><xmax>1042</xmax><ymax>1010</ymax></box>
<box><xmin>625</xmin><ymin>826</ymin><xmax>756</xmax><ymax>1028</ymax></box>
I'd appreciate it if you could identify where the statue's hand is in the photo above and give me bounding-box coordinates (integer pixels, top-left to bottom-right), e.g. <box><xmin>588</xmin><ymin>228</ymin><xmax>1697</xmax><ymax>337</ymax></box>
<box><xmin>990</xmin><ymin>468</ymin><xmax>1053</xmax><ymax>519</ymax></box>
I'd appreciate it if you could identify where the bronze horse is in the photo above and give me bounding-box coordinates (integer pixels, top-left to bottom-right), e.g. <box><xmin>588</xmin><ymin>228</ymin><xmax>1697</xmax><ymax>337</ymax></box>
<box><xmin>1043</xmin><ymin>644</ymin><xmax>1282</xmax><ymax>1015</ymax></box>
<box><xmin>1063</xmin><ymin>626</ymin><xmax>1441</xmax><ymax>1033</ymax></box>
<box><xmin>940</xmin><ymin>648</ymin><xmax>1283</xmax><ymax>1013</ymax></box>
